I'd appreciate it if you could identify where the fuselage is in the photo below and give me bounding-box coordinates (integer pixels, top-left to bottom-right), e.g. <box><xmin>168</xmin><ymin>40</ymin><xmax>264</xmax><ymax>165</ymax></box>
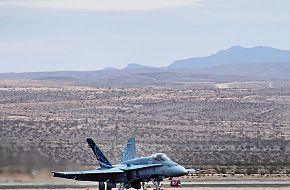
<box><xmin>108</xmin><ymin>153</ymin><xmax>188</xmax><ymax>183</ymax></box>
<box><xmin>53</xmin><ymin>138</ymin><xmax>188</xmax><ymax>190</ymax></box>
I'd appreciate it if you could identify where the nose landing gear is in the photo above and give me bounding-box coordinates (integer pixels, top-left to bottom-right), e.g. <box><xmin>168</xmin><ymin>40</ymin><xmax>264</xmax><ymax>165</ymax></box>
<box><xmin>152</xmin><ymin>180</ymin><xmax>163</xmax><ymax>190</ymax></box>
<box><xmin>141</xmin><ymin>182</ymin><xmax>147</xmax><ymax>190</ymax></box>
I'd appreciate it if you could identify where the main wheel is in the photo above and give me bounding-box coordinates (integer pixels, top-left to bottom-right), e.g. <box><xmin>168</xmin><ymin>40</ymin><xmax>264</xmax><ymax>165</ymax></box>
<box><xmin>99</xmin><ymin>182</ymin><xmax>105</xmax><ymax>190</ymax></box>
<box><xmin>106</xmin><ymin>182</ymin><xmax>116</xmax><ymax>190</ymax></box>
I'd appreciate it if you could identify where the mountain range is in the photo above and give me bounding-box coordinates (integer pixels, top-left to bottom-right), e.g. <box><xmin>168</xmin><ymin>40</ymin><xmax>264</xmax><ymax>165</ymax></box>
<box><xmin>169</xmin><ymin>46</ymin><xmax>290</xmax><ymax>68</ymax></box>
<box><xmin>1</xmin><ymin>46</ymin><xmax>290</xmax><ymax>87</ymax></box>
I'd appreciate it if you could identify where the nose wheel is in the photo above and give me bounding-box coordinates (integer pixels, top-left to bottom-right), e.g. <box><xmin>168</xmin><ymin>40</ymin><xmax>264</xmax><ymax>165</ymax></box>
<box><xmin>141</xmin><ymin>182</ymin><xmax>147</xmax><ymax>190</ymax></box>
<box><xmin>118</xmin><ymin>183</ymin><xmax>125</xmax><ymax>190</ymax></box>
<box><xmin>152</xmin><ymin>180</ymin><xmax>163</xmax><ymax>190</ymax></box>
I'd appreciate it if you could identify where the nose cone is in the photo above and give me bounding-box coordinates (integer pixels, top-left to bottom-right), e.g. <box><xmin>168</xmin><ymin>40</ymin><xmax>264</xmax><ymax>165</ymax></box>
<box><xmin>177</xmin><ymin>166</ymin><xmax>188</xmax><ymax>176</ymax></box>
<box><xmin>166</xmin><ymin>165</ymin><xmax>188</xmax><ymax>177</ymax></box>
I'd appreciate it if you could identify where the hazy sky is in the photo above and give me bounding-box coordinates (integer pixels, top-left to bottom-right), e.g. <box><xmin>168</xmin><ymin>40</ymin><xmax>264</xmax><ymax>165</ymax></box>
<box><xmin>0</xmin><ymin>0</ymin><xmax>290</xmax><ymax>72</ymax></box>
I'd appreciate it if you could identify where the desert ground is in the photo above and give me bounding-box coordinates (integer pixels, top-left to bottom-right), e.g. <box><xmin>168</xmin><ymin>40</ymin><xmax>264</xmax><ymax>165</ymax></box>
<box><xmin>2</xmin><ymin>79</ymin><xmax>290</xmax><ymax>181</ymax></box>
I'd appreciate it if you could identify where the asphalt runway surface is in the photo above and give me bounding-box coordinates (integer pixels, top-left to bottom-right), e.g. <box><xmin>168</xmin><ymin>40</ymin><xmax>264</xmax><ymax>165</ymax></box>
<box><xmin>2</xmin><ymin>188</ymin><xmax>290</xmax><ymax>190</ymax></box>
<box><xmin>2</xmin><ymin>181</ymin><xmax>290</xmax><ymax>189</ymax></box>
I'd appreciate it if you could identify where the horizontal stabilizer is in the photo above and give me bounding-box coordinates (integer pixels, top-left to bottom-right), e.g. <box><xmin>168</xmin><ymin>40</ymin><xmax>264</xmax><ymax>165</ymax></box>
<box><xmin>52</xmin><ymin>168</ymin><xmax>124</xmax><ymax>182</ymax></box>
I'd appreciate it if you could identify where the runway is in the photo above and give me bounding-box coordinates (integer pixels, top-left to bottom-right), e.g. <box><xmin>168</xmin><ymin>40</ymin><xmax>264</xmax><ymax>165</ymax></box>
<box><xmin>2</xmin><ymin>180</ymin><xmax>290</xmax><ymax>189</ymax></box>
<box><xmin>180</xmin><ymin>180</ymin><xmax>290</xmax><ymax>187</ymax></box>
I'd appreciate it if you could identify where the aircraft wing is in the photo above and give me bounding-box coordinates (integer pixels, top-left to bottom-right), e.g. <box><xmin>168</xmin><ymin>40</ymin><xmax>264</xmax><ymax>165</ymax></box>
<box><xmin>120</xmin><ymin>163</ymin><xmax>162</xmax><ymax>171</ymax></box>
<box><xmin>52</xmin><ymin>168</ymin><xmax>124</xmax><ymax>182</ymax></box>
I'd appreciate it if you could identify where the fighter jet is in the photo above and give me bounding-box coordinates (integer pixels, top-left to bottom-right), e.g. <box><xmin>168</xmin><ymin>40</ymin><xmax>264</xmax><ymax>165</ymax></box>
<box><xmin>52</xmin><ymin>137</ymin><xmax>188</xmax><ymax>190</ymax></box>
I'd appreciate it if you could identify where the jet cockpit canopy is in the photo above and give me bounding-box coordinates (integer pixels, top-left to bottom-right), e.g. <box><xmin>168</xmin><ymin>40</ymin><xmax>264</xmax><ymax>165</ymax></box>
<box><xmin>150</xmin><ymin>153</ymin><xmax>171</xmax><ymax>161</ymax></box>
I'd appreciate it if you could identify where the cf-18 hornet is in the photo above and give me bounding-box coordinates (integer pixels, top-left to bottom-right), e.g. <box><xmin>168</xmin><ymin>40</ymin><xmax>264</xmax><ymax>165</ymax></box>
<box><xmin>52</xmin><ymin>137</ymin><xmax>188</xmax><ymax>190</ymax></box>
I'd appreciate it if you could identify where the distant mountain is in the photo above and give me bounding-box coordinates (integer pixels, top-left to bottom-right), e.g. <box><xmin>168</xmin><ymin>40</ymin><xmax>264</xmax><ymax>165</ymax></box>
<box><xmin>125</xmin><ymin>63</ymin><xmax>153</xmax><ymax>69</ymax></box>
<box><xmin>169</xmin><ymin>46</ymin><xmax>290</xmax><ymax>68</ymax></box>
<box><xmin>103</xmin><ymin>67</ymin><xmax>118</xmax><ymax>71</ymax></box>
<box><xmin>195</xmin><ymin>62</ymin><xmax>290</xmax><ymax>80</ymax></box>
<box><xmin>1</xmin><ymin>46</ymin><xmax>290</xmax><ymax>87</ymax></box>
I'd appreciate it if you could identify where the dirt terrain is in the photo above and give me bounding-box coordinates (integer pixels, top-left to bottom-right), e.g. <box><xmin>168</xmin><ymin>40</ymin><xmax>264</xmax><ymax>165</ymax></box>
<box><xmin>1</xmin><ymin>80</ymin><xmax>290</xmax><ymax>174</ymax></box>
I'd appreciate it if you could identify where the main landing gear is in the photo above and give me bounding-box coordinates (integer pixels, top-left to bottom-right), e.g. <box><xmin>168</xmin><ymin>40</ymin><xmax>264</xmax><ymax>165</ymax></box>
<box><xmin>99</xmin><ymin>182</ymin><xmax>116</xmax><ymax>190</ymax></box>
<box><xmin>117</xmin><ymin>180</ymin><xmax>163</xmax><ymax>190</ymax></box>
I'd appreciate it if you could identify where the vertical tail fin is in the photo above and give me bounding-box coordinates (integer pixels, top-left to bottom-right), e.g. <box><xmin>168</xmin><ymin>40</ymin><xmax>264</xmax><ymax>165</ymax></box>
<box><xmin>121</xmin><ymin>137</ymin><xmax>136</xmax><ymax>162</ymax></box>
<box><xmin>86</xmin><ymin>138</ymin><xmax>112</xmax><ymax>168</ymax></box>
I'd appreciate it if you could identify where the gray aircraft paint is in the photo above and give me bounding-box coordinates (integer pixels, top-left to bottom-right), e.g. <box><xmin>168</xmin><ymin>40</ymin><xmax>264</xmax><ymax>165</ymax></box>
<box><xmin>121</xmin><ymin>137</ymin><xmax>136</xmax><ymax>162</ymax></box>
<box><xmin>52</xmin><ymin>137</ymin><xmax>188</xmax><ymax>190</ymax></box>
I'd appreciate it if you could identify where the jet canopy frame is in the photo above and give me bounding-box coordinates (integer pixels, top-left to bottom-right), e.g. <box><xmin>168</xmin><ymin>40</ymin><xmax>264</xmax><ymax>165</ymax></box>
<box><xmin>150</xmin><ymin>153</ymin><xmax>171</xmax><ymax>161</ymax></box>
